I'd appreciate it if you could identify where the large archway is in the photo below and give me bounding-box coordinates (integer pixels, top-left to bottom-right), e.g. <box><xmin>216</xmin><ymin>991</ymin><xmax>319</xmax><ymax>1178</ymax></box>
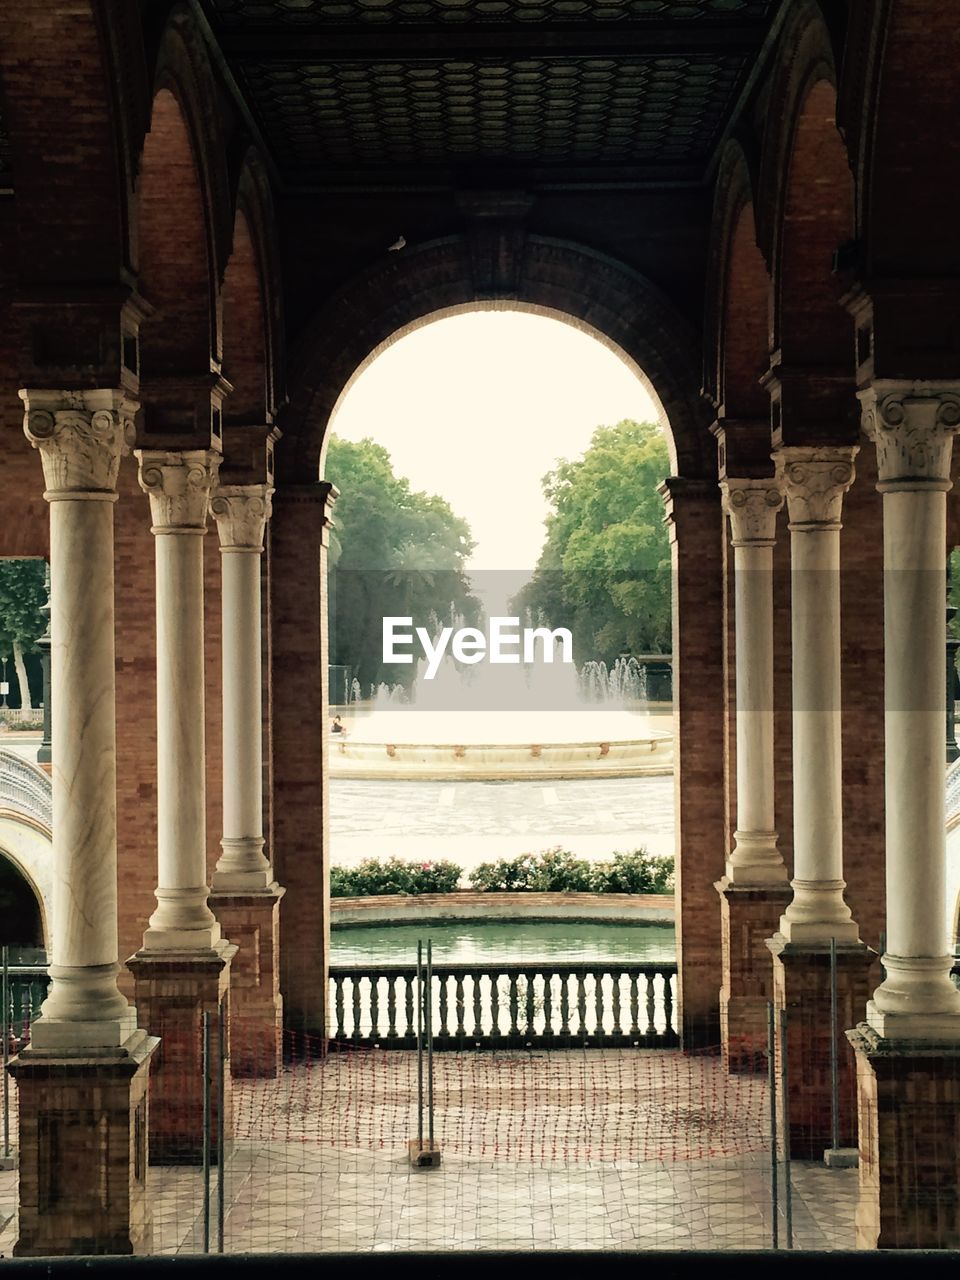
<box><xmin>273</xmin><ymin>238</ymin><xmax>726</xmax><ymax>1044</ymax></box>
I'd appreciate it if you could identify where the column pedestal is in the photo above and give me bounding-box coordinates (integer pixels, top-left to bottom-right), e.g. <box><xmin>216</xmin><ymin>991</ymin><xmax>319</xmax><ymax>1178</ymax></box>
<box><xmin>209</xmin><ymin>888</ymin><xmax>284</xmax><ymax>1077</ymax></box>
<box><xmin>127</xmin><ymin>946</ymin><xmax>236</xmax><ymax>1164</ymax></box>
<box><xmin>769</xmin><ymin>936</ymin><xmax>876</xmax><ymax>1157</ymax></box>
<box><xmin>848</xmin><ymin>1025</ymin><xmax>960</xmax><ymax>1249</ymax></box>
<box><xmin>717</xmin><ymin>880</ymin><xmax>792</xmax><ymax>1073</ymax></box>
<box><xmin>10</xmin><ymin>1032</ymin><xmax>157</xmax><ymax>1256</ymax></box>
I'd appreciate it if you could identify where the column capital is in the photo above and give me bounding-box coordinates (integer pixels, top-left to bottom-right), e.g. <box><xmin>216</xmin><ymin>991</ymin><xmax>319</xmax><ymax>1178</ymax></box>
<box><xmin>210</xmin><ymin>484</ymin><xmax>273</xmax><ymax>552</ymax></box>
<box><xmin>21</xmin><ymin>388</ymin><xmax>137</xmax><ymax>499</ymax></box>
<box><xmin>773</xmin><ymin>445</ymin><xmax>858</xmax><ymax>530</ymax></box>
<box><xmin>136</xmin><ymin>449</ymin><xmax>220</xmax><ymax>533</ymax></box>
<box><xmin>858</xmin><ymin>379</ymin><xmax>960</xmax><ymax>491</ymax></box>
<box><xmin>719</xmin><ymin>478</ymin><xmax>783</xmax><ymax>547</ymax></box>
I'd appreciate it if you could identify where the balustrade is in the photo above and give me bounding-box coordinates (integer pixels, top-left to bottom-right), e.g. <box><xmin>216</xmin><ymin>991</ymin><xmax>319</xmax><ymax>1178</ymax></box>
<box><xmin>328</xmin><ymin>961</ymin><xmax>679</xmax><ymax>1049</ymax></box>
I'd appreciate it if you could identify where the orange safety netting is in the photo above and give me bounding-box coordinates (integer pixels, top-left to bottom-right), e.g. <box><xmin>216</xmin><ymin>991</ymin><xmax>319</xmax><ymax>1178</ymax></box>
<box><xmin>231</xmin><ymin>1035</ymin><xmax>770</xmax><ymax>1164</ymax></box>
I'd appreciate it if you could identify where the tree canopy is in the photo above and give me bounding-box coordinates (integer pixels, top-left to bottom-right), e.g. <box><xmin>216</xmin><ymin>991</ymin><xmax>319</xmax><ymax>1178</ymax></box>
<box><xmin>514</xmin><ymin>420</ymin><xmax>671</xmax><ymax>663</ymax></box>
<box><xmin>325</xmin><ymin>435</ymin><xmax>480</xmax><ymax>691</ymax></box>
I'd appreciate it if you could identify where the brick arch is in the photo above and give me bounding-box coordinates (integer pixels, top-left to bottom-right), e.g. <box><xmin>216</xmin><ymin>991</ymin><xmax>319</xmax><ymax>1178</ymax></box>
<box><xmin>863</xmin><ymin>0</ymin><xmax>960</xmax><ymax>279</ymax></box>
<box><xmin>281</xmin><ymin>235</ymin><xmax>712</xmax><ymax>483</ymax></box>
<box><xmin>142</xmin><ymin>4</ymin><xmax>233</xmax><ymax>296</ymax></box>
<box><xmin>756</xmin><ymin>4</ymin><xmax>854</xmax><ymax>372</ymax></box>
<box><xmin>704</xmin><ymin>140</ymin><xmax>771</xmax><ymax>424</ymax></box>
<box><xmin>136</xmin><ymin>87</ymin><xmax>216</xmax><ymax>385</ymax></box>
<box><xmin>222</xmin><ymin>152</ymin><xmax>284</xmax><ymax>425</ymax></box>
<box><xmin>754</xmin><ymin>0</ymin><xmax>841</xmax><ymax>267</ymax></box>
<box><xmin>0</xmin><ymin>0</ymin><xmax>147</xmax><ymax>287</ymax></box>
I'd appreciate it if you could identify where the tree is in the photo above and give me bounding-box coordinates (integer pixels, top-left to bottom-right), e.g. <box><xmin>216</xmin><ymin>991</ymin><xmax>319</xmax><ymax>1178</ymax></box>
<box><xmin>0</xmin><ymin>559</ymin><xmax>47</xmax><ymax>712</ymax></box>
<box><xmin>514</xmin><ymin>420</ymin><xmax>671</xmax><ymax>663</ymax></box>
<box><xmin>325</xmin><ymin>436</ymin><xmax>480</xmax><ymax>691</ymax></box>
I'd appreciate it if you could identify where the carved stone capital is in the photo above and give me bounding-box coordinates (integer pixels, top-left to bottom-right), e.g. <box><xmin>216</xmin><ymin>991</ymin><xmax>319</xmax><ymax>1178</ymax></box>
<box><xmin>719</xmin><ymin>478</ymin><xmax>783</xmax><ymax>547</ymax></box>
<box><xmin>774</xmin><ymin>446</ymin><xmax>858</xmax><ymax>530</ymax></box>
<box><xmin>136</xmin><ymin>449</ymin><xmax>220</xmax><ymax>533</ymax></box>
<box><xmin>858</xmin><ymin>380</ymin><xmax>960</xmax><ymax>490</ymax></box>
<box><xmin>21</xmin><ymin>388</ymin><xmax>137</xmax><ymax>499</ymax></box>
<box><xmin>209</xmin><ymin>484</ymin><xmax>273</xmax><ymax>552</ymax></box>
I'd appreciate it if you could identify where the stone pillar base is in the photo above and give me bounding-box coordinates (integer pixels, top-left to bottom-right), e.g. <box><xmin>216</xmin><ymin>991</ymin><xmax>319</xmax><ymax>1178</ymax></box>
<box><xmin>9</xmin><ymin>1030</ymin><xmax>158</xmax><ymax>1256</ymax></box>
<box><xmin>848</xmin><ymin>1024</ymin><xmax>960</xmax><ymax>1249</ymax></box>
<box><xmin>768</xmin><ymin>935</ymin><xmax>877</xmax><ymax>1158</ymax></box>
<box><xmin>210</xmin><ymin>887</ymin><xmax>285</xmax><ymax>1078</ymax></box>
<box><xmin>127</xmin><ymin>945</ymin><xmax>237</xmax><ymax>1165</ymax></box>
<box><xmin>716</xmin><ymin>879</ymin><xmax>792</xmax><ymax>1073</ymax></box>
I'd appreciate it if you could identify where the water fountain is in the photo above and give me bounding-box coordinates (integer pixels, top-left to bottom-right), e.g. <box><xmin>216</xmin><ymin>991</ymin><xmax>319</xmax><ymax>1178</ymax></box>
<box><xmin>330</xmin><ymin>650</ymin><xmax>672</xmax><ymax>780</ymax></box>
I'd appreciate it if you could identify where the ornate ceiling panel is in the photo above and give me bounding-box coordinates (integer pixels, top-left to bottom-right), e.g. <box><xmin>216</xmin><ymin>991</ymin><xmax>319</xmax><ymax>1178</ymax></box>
<box><xmin>239</xmin><ymin>55</ymin><xmax>744</xmax><ymax>172</ymax></box>
<box><xmin>211</xmin><ymin>0</ymin><xmax>774</xmax><ymax>27</ymax></box>
<box><xmin>203</xmin><ymin>0</ymin><xmax>782</xmax><ymax>187</ymax></box>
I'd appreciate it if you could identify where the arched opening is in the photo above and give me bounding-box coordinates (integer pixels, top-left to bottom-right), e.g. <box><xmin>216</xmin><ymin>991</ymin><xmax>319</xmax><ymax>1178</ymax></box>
<box><xmin>273</xmin><ymin>234</ymin><xmax>724</xmax><ymax>1049</ymax></box>
<box><xmin>321</xmin><ymin>303</ymin><xmax>678</xmax><ymax>1035</ymax></box>
<box><xmin>0</xmin><ymin>852</ymin><xmax>43</xmax><ymax>953</ymax></box>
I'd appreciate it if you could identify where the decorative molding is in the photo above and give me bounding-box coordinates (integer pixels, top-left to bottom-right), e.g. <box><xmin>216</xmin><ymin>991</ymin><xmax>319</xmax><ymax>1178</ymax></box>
<box><xmin>21</xmin><ymin>389</ymin><xmax>137</xmax><ymax>498</ymax></box>
<box><xmin>773</xmin><ymin>446</ymin><xmax>858</xmax><ymax>530</ymax></box>
<box><xmin>859</xmin><ymin>380</ymin><xmax>960</xmax><ymax>490</ymax></box>
<box><xmin>719</xmin><ymin>478</ymin><xmax>783</xmax><ymax>547</ymax></box>
<box><xmin>136</xmin><ymin>450</ymin><xmax>220</xmax><ymax>533</ymax></box>
<box><xmin>210</xmin><ymin>485</ymin><xmax>274</xmax><ymax>552</ymax></box>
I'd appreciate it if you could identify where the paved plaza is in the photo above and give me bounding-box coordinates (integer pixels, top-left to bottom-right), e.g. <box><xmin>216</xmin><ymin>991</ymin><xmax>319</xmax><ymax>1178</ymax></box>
<box><xmin>0</xmin><ymin>1049</ymin><xmax>857</xmax><ymax>1255</ymax></box>
<box><xmin>330</xmin><ymin>775</ymin><xmax>676</xmax><ymax>869</ymax></box>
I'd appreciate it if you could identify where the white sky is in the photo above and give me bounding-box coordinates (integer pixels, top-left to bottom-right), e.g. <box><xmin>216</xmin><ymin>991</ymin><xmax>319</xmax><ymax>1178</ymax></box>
<box><xmin>327</xmin><ymin>311</ymin><xmax>659</xmax><ymax>575</ymax></box>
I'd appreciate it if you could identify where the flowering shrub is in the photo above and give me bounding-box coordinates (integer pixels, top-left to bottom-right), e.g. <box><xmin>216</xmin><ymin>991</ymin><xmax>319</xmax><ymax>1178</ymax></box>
<box><xmin>589</xmin><ymin>848</ymin><xmax>674</xmax><ymax>894</ymax></box>
<box><xmin>469</xmin><ymin>847</ymin><xmax>674</xmax><ymax>894</ymax></box>
<box><xmin>330</xmin><ymin>848</ymin><xmax>674</xmax><ymax>897</ymax></box>
<box><xmin>468</xmin><ymin>847</ymin><xmax>593</xmax><ymax>892</ymax></box>
<box><xmin>330</xmin><ymin>857</ymin><xmax>462</xmax><ymax>897</ymax></box>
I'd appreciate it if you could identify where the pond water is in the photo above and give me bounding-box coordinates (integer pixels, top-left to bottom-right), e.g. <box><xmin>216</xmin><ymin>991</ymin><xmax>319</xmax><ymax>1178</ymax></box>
<box><xmin>330</xmin><ymin>919</ymin><xmax>676</xmax><ymax>966</ymax></box>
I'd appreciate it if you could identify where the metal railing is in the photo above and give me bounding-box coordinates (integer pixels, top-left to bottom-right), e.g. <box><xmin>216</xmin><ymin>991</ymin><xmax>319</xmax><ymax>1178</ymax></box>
<box><xmin>0</xmin><ymin>749</ymin><xmax>52</xmax><ymax>829</ymax></box>
<box><xmin>328</xmin><ymin>961</ymin><xmax>679</xmax><ymax>1050</ymax></box>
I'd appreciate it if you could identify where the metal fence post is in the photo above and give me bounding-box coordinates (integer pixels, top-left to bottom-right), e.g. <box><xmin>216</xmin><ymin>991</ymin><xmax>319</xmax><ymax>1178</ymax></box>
<box><xmin>780</xmin><ymin>1006</ymin><xmax>793</xmax><ymax>1249</ymax></box>
<box><xmin>768</xmin><ymin>1001</ymin><xmax>779</xmax><ymax>1249</ymax></box>
<box><xmin>217</xmin><ymin>1007</ymin><xmax>226</xmax><ymax>1253</ymax></box>
<box><xmin>202</xmin><ymin>1009</ymin><xmax>211</xmax><ymax>1254</ymax></box>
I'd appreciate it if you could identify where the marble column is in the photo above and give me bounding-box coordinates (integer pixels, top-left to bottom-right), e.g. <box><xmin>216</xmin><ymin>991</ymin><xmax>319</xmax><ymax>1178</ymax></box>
<box><xmin>775</xmin><ymin>446</ymin><xmax>860</xmax><ymax>944</ymax></box>
<box><xmin>22</xmin><ymin>391</ymin><xmax>140</xmax><ymax>1043</ymax></box>
<box><xmin>13</xmin><ymin>389</ymin><xmax>157</xmax><ymax>1255</ymax></box>
<box><xmin>716</xmin><ymin>479</ymin><xmax>791</xmax><ymax>1072</ymax></box>
<box><xmin>719</xmin><ymin>479</ymin><xmax>787</xmax><ymax>886</ymax></box>
<box><xmin>136</xmin><ymin>449</ymin><xmax>224</xmax><ymax>952</ymax></box>
<box><xmin>128</xmin><ymin>448</ymin><xmax>236</xmax><ymax>1163</ymax></box>
<box><xmin>768</xmin><ymin>445</ymin><xmax>875</xmax><ymax>1158</ymax></box>
<box><xmin>209</xmin><ymin>483</ymin><xmax>285</xmax><ymax>1076</ymax></box>
<box><xmin>847</xmin><ymin>382</ymin><xmax>960</xmax><ymax>1249</ymax></box>
<box><xmin>859</xmin><ymin>383</ymin><xmax>960</xmax><ymax>1037</ymax></box>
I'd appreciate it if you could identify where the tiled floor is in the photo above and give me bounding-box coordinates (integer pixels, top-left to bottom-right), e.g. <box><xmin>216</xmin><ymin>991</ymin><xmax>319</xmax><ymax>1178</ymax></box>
<box><xmin>0</xmin><ymin>1048</ymin><xmax>858</xmax><ymax>1255</ymax></box>
<box><xmin>144</xmin><ymin>1144</ymin><xmax>857</xmax><ymax>1253</ymax></box>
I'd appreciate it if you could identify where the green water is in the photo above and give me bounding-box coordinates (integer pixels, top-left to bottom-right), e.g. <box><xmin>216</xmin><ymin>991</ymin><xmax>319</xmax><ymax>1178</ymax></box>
<box><xmin>330</xmin><ymin>919</ymin><xmax>676</xmax><ymax>966</ymax></box>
